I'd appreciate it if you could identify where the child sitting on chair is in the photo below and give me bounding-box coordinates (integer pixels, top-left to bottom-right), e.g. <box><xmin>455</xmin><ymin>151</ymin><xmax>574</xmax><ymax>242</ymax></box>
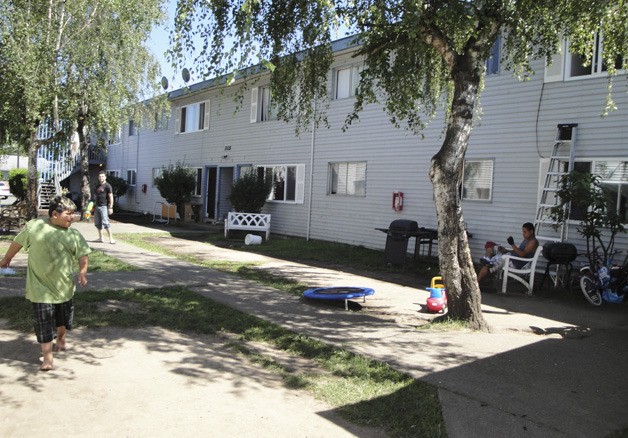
<box><xmin>477</xmin><ymin>222</ymin><xmax>539</xmax><ymax>284</ymax></box>
<box><xmin>479</xmin><ymin>241</ymin><xmax>503</xmax><ymax>268</ymax></box>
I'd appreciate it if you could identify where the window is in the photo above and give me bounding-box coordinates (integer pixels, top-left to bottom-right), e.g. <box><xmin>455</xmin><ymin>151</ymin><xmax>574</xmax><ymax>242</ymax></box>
<box><xmin>152</xmin><ymin>167</ymin><xmax>163</xmax><ymax>186</ymax></box>
<box><xmin>328</xmin><ymin>162</ymin><xmax>367</xmax><ymax>196</ymax></box>
<box><xmin>194</xmin><ymin>168</ymin><xmax>203</xmax><ymax>196</ymax></box>
<box><xmin>570</xmin><ymin>160</ymin><xmax>628</xmax><ymax>223</ymax></box>
<box><xmin>334</xmin><ymin>65</ymin><xmax>362</xmax><ymax>99</ymax></box>
<box><xmin>256</xmin><ymin>164</ymin><xmax>305</xmax><ymax>203</ymax></box>
<box><xmin>177</xmin><ymin>100</ymin><xmax>210</xmax><ymax>133</ymax></box>
<box><xmin>461</xmin><ymin>160</ymin><xmax>494</xmax><ymax>201</ymax></box>
<box><xmin>128</xmin><ymin>120</ymin><xmax>136</xmax><ymax>136</ymax></box>
<box><xmin>105</xmin><ymin>170</ymin><xmax>120</xmax><ymax>178</ymax></box>
<box><xmin>545</xmin><ymin>33</ymin><xmax>624</xmax><ymax>82</ymax></box>
<box><xmin>127</xmin><ymin>169</ymin><xmax>137</xmax><ymax>187</ymax></box>
<box><xmin>107</xmin><ymin>129</ymin><xmax>121</xmax><ymax>145</ymax></box>
<box><xmin>154</xmin><ymin>110</ymin><xmax>169</xmax><ymax>131</ymax></box>
<box><xmin>250</xmin><ymin>86</ymin><xmax>277</xmax><ymax>122</ymax></box>
<box><xmin>485</xmin><ymin>37</ymin><xmax>501</xmax><ymax>75</ymax></box>
<box><xmin>567</xmin><ymin>33</ymin><xmax>623</xmax><ymax>78</ymax></box>
<box><xmin>261</xmin><ymin>87</ymin><xmax>277</xmax><ymax>121</ymax></box>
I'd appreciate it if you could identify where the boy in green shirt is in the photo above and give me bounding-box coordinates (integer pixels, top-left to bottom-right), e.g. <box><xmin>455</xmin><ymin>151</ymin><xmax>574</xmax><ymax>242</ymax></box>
<box><xmin>0</xmin><ymin>196</ymin><xmax>91</xmax><ymax>371</ymax></box>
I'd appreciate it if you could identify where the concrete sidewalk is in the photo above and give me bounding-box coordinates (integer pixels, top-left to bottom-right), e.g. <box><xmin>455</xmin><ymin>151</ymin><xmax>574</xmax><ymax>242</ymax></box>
<box><xmin>2</xmin><ymin>219</ymin><xmax>627</xmax><ymax>437</ymax></box>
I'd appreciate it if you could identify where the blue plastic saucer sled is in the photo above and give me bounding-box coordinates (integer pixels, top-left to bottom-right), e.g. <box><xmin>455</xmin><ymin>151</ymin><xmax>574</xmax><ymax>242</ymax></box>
<box><xmin>303</xmin><ymin>286</ymin><xmax>375</xmax><ymax>310</ymax></box>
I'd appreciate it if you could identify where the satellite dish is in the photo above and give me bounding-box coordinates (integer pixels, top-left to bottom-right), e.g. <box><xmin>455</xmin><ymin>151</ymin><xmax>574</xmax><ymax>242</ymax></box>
<box><xmin>182</xmin><ymin>68</ymin><xmax>190</xmax><ymax>83</ymax></box>
<box><xmin>161</xmin><ymin>76</ymin><xmax>169</xmax><ymax>90</ymax></box>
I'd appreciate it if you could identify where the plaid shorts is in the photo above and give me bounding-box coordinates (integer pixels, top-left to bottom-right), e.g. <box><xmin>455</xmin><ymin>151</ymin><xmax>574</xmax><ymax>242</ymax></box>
<box><xmin>32</xmin><ymin>300</ymin><xmax>74</xmax><ymax>344</ymax></box>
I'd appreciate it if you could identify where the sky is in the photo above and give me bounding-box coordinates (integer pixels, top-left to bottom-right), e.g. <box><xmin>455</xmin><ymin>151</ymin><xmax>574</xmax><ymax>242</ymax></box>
<box><xmin>147</xmin><ymin>0</ymin><xmax>352</xmax><ymax>92</ymax></box>
<box><xmin>148</xmin><ymin>0</ymin><xmax>188</xmax><ymax>91</ymax></box>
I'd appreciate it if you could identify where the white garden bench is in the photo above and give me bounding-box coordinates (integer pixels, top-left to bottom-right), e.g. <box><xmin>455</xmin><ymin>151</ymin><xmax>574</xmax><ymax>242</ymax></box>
<box><xmin>224</xmin><ymin>212</ymin><xmax>271</xmax><ymax>240</ymax></box>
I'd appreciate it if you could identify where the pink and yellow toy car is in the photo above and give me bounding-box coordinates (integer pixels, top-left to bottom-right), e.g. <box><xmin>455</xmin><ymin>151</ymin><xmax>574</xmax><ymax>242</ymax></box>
<box><xmin>426</xmin><ymin>276</ymin><xmax>448</xmax><ymax>313</ymax></box>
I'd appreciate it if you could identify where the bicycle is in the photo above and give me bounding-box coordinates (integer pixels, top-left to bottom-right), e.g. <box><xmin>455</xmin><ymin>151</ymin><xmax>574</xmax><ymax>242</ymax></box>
<box><xmin>574</xmin><ymin>249</ymin><xmax>628</xmax><ymax>306</ymax></box>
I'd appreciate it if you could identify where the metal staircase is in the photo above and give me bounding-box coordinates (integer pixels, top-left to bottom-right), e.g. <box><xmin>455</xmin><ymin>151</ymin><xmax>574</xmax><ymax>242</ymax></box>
<box><xmin>36</xmin><ymin>123</ymin><xmax>80</xmax><ymax>209</ymax></box>
<box><xmin>534</xmin><ymin>123</ymin><xmax>577</xmax><ymax>243</ymax></box>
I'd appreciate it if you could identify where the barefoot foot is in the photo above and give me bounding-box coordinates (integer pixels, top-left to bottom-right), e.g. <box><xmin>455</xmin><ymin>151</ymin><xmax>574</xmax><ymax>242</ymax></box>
<box><xmin>40</xmin><ymin>361</ymin><xmax>53</xmax><ymax>371</ymax></box>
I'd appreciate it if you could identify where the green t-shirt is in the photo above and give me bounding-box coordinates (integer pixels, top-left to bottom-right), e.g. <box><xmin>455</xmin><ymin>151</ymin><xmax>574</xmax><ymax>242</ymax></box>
<box><xmin>14</xmin><ymin>218</ymin><xmax>92</xmax><ymax>304</ymax></box>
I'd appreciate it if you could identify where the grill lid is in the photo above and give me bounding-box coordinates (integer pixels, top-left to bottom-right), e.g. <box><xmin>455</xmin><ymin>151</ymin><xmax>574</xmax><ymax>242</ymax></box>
<box><xmin>543</xmin><ymin>242</ymin><xmax>578</xmax><ymax>263</ymax></box>
<box><xmin>389</xmin><ymin>220</ymin><xmax>419</xmax><ymax>232</ymax></box>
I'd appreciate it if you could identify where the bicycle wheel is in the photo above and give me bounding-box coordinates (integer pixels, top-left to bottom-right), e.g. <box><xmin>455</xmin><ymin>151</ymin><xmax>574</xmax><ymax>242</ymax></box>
<box><xmin>580</xmin><ymin>275</ymin><xmax>602</xmax><ymax>306</ymax></box>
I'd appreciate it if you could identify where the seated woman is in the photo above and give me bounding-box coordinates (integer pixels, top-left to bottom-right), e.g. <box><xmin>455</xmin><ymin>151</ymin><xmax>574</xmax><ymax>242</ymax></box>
<box><xmin>477</xmin><ymin>222</ymin><xmax>539</xmax><ymax>284</ymax></box>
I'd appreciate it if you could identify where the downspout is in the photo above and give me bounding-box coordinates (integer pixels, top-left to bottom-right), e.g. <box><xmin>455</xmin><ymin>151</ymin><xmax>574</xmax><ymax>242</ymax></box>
<box><xmin>306</xmin><ymin>100</ymin><xmax>316</xmax><ymax>241</ymax></box>
<box><xmin>135</xmin><ymin>129</ymin><xmax>140</xmax><ymax>205</ymax></box>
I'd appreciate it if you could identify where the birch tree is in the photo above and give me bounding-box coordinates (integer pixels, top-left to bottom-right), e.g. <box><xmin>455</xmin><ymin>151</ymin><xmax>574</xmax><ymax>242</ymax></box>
<box><xmin>172</xmin><ymin>0</ymin><xmax>627</xmax><ymax>330</ymax></box>
<box><xmin>0</xmin><ymin>0</ymin><xmax>164</xmax><ymax>216</ymax></box>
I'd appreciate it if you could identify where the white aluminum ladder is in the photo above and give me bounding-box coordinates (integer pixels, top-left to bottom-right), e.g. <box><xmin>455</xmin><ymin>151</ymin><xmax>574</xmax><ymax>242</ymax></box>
<box><xmin>534</xmin><ymin>123</ymin><xmax>577</xmax><ymax>243</ymax></box>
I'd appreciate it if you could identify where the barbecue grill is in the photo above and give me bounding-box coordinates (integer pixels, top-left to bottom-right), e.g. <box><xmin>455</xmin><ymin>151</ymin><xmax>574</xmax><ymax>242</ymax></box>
<box><xmin>375</xmin><ymin>220</ymin><xmax>419</xmax><ymax>266</ymax></box>
<box><xmin>541</xmin><ymin>242</ymin><xmax>578</xmax><ymax>287</ymax></box>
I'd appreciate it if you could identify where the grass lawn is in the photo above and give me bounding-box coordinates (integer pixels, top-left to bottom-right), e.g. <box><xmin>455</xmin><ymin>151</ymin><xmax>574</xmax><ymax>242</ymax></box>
<box><xmin>0</xmin><ymin>285</ymin><xmax>446</xmax><ymax>437</ymax></box>
<box><xmin>0</xmin><ymin>227</ymin><xmax>448</xmax><ymax>436</ymax></box>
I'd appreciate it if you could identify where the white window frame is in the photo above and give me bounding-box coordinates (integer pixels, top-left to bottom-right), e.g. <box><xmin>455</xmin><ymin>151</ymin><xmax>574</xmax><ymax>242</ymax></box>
<box><xmin>176</xmin><ymin>100</ymin><xmax>210</xmax><ymax>134</ymax></box>
<box><xmin>569</xmin><ymin>159</ymin><xmax>628</xmax><ymax>223</ymax></box>
<box><xmin>545</xmin><ymin>34</ymin><xmax>624</xmax><ymax>83</ymax></box>
<box><xmin>461</xmin><ymin>159</ymin><xmax>494</xmax><ymax>201</ymax></box>
<box><xmin>250</xmin><ymin>86</ymin><xmax>277</xmax><ymax>122</ymax></box>
<box><xmin>127</xmin><ymin>169</ymin><xmax>137</xmax><ymax>187</ymax></box>
<box><xmin>328</xmin><ymin>161</ymin><xmax>367</xmax><ymax>197</ymax></box>
<box><xmin>105</xmin><ymin>170</ymin><xmax>120</xmax><ymax>178</ymax></box>
<box><xmin>154</xmin><ymin>109</ymin><xmax>170</xmax><ymax>131</ymax></box>
<box><xmin>194</xmin><ymin>167</ymin><xmax>203</xmax><ymax>196</ymax></box>
<box><xmin>152</xmin><ymin>167</ymin><xmax>163</xmax><ymax>186</ymax></box>
<box><xmin>333</xmin><ymin>64</ymin><xmax>362</xmax><ymax>99</ymax></box>
<box><xmin>107</xmin><ymin>128</ymin><xmax>121</xmax><ymax>145</ymax></box>
<box><xmin>257</xmin><ymin>164</ymin><xmax>305</xmax><ymax>204</ymax></box>
<box><xmin>485</xmin><ymin>36</ymin><xmax>501</xmax><ymax>75</ymax></box>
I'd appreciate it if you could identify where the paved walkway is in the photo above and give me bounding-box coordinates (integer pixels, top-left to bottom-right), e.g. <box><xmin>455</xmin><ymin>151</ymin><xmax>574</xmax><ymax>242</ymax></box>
<box><xmin>1</xmin><ymin>219</ymin><xmax>627</xmax><ymax>437</ymax></box>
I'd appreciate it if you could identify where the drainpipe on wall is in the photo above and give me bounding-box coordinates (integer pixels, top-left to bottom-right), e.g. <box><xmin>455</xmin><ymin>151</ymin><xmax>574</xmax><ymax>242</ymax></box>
<box><xmin>306</xmin><ymin>100</ymin><xmax>317</xmax><ymax>241</ymax></box>
<box><xmin>135</xmin><ymin>130</ymin><xmax>140</xmax><ymax>205</ymax></box>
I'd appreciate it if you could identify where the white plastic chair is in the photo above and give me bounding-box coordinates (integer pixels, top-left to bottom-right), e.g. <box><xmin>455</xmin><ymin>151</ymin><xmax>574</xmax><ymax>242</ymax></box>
<box><xmin>501</xmin><ymin>245</ymin><xmax>544</xmax><ymax>295</ymax></box>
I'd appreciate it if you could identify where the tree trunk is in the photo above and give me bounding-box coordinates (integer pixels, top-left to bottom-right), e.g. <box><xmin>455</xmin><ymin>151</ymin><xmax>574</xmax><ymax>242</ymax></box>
<box><xmin>26</xmin><ymin>129</ymin><xmax>39</xmax><ymax>219</ymax></box>
<box><xmin>77</xmin><ymin>114</ymin><xmax>91</xmax><ymax>218</ymax></box>
<box><xmin>429</xmin><ymin>58</ymin><xmax>489</xmax><ymax>331</ymax></box>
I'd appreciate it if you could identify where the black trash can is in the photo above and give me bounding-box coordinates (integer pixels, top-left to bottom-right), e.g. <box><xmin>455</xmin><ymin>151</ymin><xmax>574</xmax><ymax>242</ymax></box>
<box><xmin>384</xmin><ymin>220</ymin><xmax>419</xmax><ymax>266</ymax></box>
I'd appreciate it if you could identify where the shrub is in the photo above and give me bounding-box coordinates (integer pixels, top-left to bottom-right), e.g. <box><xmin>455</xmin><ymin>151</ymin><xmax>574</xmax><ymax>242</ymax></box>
<box><xmin>8</xmin><ymin>168</ymin><xmax>27</xmax><ymax>200</ymax></box>
<box><xmin>228</xmin><ymin>170</ymin><xmax>272</xmax><ymax>213</ymax></box>
<box><xmin>550</xmin><ymin>170</ymin><xmax>626</xmax><ymax>268</ymax></box>
<box><xmin>107</xmin><ymin>175</ymin><xmax>129</xmax><ymax>206</ymax></box>
<box><xmin>154</xmin><ymin>162</ymin><xmax>196</xmax><ymax>215</ymax></box>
